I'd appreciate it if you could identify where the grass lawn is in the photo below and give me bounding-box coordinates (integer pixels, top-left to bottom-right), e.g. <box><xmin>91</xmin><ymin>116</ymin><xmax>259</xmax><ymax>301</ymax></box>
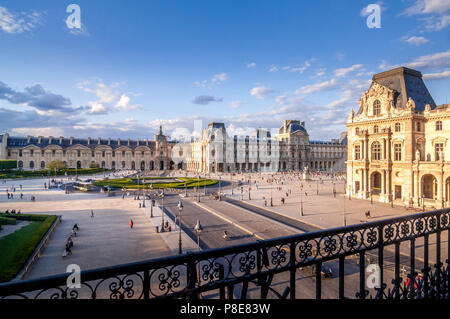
<box><xmin>0</xmin><ymin>214</ymin><xmax>56</xmax><ymax>282</ymax></box>
<box><xmin>94</xmin><ymin>177</ymin><xmax>218</xmax><ymax>189</ymax></box>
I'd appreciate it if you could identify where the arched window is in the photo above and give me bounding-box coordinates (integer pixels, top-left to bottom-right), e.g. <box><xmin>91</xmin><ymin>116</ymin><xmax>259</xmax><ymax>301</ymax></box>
<box><xmin>373</xmin><ymin>100</ymin><xmax>381</xmax><ymax>116</ymax></box>
<box><xmin>18</xmin><ymin>161</ymin><xmax>23</xmax><ymax>168</ymax></box>
<box><xmin>395</xmin><ymin>123</ymin><xmax>401</xmax><ymax>132</ymax></box>
<box><xmin>371</xmin><ymin>142</ymin><xmax>381</xmax><ymax>160</ymax></box>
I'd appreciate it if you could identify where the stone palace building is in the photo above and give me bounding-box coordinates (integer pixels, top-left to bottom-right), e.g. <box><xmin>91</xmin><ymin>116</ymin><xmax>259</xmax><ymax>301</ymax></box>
<box><xmin>185</xmin><ymin>121</ymin><xmax>347</xmax><ymax>173</ymax></box>
<box><xmin>346</xmin><ymin>66</ymin><xmax>450</xmax><ymax>209</ymax></box>
<box><xmin>0</xmin><ymin>121</ymin><xmax>347</xmax><ymax>174</ymax></box>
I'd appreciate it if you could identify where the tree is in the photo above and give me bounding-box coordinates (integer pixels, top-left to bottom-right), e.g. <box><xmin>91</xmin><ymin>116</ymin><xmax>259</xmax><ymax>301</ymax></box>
<box><xmin>89</xmin><ymin>162</ymin><xmax>100</xmax><ymax>169</ymax></box>
<box><xmin>46</xmin><ymin>160</ymin><xmax>67</xmax><ymax>171</ymax></box>
<box><xmin>0</xmin><ymin>160</ymin><xmax>17</xmax><ymax>171</ymax></box>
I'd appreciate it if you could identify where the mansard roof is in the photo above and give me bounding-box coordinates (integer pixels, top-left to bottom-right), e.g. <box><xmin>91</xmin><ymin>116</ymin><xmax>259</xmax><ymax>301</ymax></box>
<box><xmin>6</xmin><ymin>136</ymin><xmax>159</xmax><ymax>150</ymax></box>
<box><xmin>372</xmin><ymin>67</ymin><xmax>436</xmax><ymax>111</ymax></box>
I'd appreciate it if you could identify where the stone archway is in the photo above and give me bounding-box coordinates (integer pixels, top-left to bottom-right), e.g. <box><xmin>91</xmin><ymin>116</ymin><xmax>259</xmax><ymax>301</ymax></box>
<box><xmin>370</xmin><ymin>171</ymin><xmax>382</xmax><ymax>195</ymax></box>
<box><xmin>422</xmin><ymin>174</ymin><xmax>437</xmax><ymax>200</ymax></box>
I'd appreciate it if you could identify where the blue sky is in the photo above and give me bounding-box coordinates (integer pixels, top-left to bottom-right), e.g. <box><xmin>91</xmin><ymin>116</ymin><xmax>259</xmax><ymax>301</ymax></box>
<box><xmin>0</xmin><ymin>0</ymin><xmax>449</xmax><ymax>140</ymax></box>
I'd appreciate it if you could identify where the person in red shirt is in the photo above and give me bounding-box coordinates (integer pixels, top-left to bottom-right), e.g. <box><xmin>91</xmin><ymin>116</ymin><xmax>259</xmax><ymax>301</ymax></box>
<box><xmin>130</xmin><ymin>219</ymin><xmax>134</xmax><ymax>229</ymax></box>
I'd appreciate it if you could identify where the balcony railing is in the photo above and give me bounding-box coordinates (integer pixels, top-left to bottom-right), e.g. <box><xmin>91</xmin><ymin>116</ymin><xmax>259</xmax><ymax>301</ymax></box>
<box><xmin>0</xmin><ymin>208</ymin><xmax>449</xmax><ymax>299</ymax></box>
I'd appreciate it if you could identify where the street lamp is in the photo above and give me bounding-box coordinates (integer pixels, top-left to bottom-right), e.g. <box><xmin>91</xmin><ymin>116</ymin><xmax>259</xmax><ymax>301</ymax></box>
<box><xmin>248</xmin><ymin>176</ymin><xmax>251</xmax><ymax>200</ymax></box>
<box><xmin>270</xmin><ymin>177</ymin><xmax>273</xmax><ymax>207</ymax></box>
<box><xmin>194</xmin><ymin>219</ymin><xmax>203</xmax><ymax>284</ymax></box>
<box><xmin>197</xmin><ymin>175</ymin><xmax>200</xmax><ymax>202</ymax></box>
<box><xmin>160</xmin><ymin>190</ymin><xmax>165</xmax><ymax>232</ymax></box>
<box><xmin>300</xmin><ymin>182</ymin><xmax>304</xmax><ymax>216</ymax></box>
<box><xmin>316</xmin><ymin>180</ymin><xmax>319</xmax><ymax>195</ymax></box>
<box><xmin>177</xmin><ymin>200</ymin><xmax>184</xmax><ymax>254</ymax></box>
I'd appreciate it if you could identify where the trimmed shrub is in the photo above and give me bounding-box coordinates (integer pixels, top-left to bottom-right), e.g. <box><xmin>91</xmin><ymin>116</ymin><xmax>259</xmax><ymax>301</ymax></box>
<box><xmin>0</xmin><ymin>160</ymin><xmax>17</xmax><ymax>171</ymax></box>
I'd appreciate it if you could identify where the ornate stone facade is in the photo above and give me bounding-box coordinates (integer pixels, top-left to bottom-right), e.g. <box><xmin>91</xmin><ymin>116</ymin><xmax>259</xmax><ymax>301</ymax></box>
<box><xmin>186</xmin><ymin>120</ymin><xmax>347</xmax><ymax>173</ymax></box>
<box><xmin>0</xmin><ymin>126</ymin><xmax>178</xmax><ymax>171</ymax></box>
<box><xmin>346</xmin><ymin>66</ymin><xmax>450</xmax><ymax>209</ymax></box>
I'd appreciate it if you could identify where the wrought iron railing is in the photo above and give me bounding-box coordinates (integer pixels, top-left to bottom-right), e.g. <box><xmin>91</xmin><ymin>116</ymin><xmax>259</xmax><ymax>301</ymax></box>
<box><xmin>0</xmin><ymin>208</ymin><xmax>449</xmax><ymax>299</ymax></box>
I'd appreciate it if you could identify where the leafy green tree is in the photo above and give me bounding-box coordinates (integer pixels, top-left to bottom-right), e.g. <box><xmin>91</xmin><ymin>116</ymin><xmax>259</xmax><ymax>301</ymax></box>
<box><xmin>0</xmin><ymin>160</ymin><xmax>17</xmax><ymax>171</ymax></box>
<box><xmin>89</xmin><ymin>162</ymin><xmax>100</xmax><ymax>169</ymax></box>
<box><xmin>46</xmin><ymin>160</ymin><xmax>67</xmax><ymax>171</ymax></box>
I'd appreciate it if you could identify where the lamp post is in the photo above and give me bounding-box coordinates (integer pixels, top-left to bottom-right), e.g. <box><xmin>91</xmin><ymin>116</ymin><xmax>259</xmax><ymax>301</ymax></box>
<box><xmin>300</xmin><ymin>182</ymin><xmax>304</xmax><ymax>216</ymax></box>
<box><xmin>142</xmin><ymin>177</ymin><xmax>146</xmax><ymax>208</ymax></box>
<box><xmin>248</xmin><ymin>176</ymin><xmax>251</xmax><ymax>200</ymax></box>
<box><xmin>270</xmin><ymin>177</ymin><xmax>273</xmax><ymax>207</ymax></box>
<box><xmin>160</xmin><ymin>190</ymin><xmax>165</xmax><ymax>232</ymax></box>
<box><xmin>177</xmin><ymin>200</ymin><xmax>184</xmax><ymax>254</ymax></box>
<box><xmin>343</xmin><ymin>190</ymin><xmax>347</xmax><ymax>226</ymax></box>
<box><xmin>316</xmin><ymin>180</ymin><xmax>319</xmax><ymax>195</ymax></box>
<box><xmin>194</xmin><ymin>220</ymin><xmax>203</xmax><ymax>283</ymax></box>
<box><xmin>197</xmin><ymin>175</ymin><xmax>200</xmax><ymax>202</ymax></box>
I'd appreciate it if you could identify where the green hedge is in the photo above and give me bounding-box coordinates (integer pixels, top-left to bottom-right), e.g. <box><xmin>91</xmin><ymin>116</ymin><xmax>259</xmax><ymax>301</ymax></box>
<box><xmin>0</xmin><ymin>160</ymin><xmax>17</xmax><ymax>171</ymax></box>
<box><xmin>0</xmin><ymin>216</ymin><xmax>17</xmax><ymax>225</ymax></box>
<box><xmin>94</xmin><ymin>177</ymin><xmax>218</xmax><ymax>189</ymax></box>
<box><xmin>0</xmin><ymin>213</ymin><xmax>57</xmax><ymax>282</ymax></box>
<box><xmin>0</xmin><ymin>168</ymin><xmax>108</xmax><ymax>179</ymax></box>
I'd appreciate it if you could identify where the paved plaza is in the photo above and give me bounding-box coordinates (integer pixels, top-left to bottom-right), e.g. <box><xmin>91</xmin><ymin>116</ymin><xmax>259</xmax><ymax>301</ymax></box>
<box><xmin>0</xmin><ymin>171</ymin><xmax>447</xmax><ymax>284</ymax></box>
<box><xmin>0</xmin><ymin>176</ymin><xmax>173</xmax><ymax>279</ymax></box>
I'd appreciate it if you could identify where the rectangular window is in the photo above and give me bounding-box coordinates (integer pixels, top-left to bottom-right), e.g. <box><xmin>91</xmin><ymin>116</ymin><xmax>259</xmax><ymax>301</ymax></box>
<box><xmin>77</xmin><ymin>150</ymin><xmax>81</xmax><ymax>157</ymax></box>
<box><xmin>354</xmin><ymin>145</ymin><xmax>361</xmax><ymax>160</ymax></box>
<box><xmin>112</xmin><ymin>151</ymin><xmax>115</xmax><ymax>157</ymax></box>
<box><xmin>52</xmin><ymin>150</ymin><xmax>56</xmax><ymax>156</ymax></box>
<box><xmin>436</xmin><ymin>121</ymin><xmax>443</xmax><ymax>131</ymax></box>
<box><xmin>122</xmin><ymin>151</ymin><xmax>125</xmax><ymax>156</ymax></box>
<box><xmin>92</xmin><ymin>151</ymin><xmax>95</xmax><ymax>157</ymax></box>
<box><xmin>19</xmin><ymin>150</ymin><xmax>22</xmax><ymax>157</ymax></box>
<box><xmin>42</xmin><ymin>150</ymin><xmax>45</xmax><ymax>156</ymax></box>
<box><xmin>30</xmin><ymin>150</ymin><xmax>34</xmax><ymax>157</ymax></box>
<box><xmin>394</xmin><ymin>144</ymin><xmax>402</xmax><ymax>161</ymax></box>
<box><xmin>102</xmin><ymin>151</ymin><xmax>105</xmax><ymax>157</ymax></box>
<box><xmin>435</xmin><ymin>143</ymin><xmax>444</xmax><ymax>161</ymax></box>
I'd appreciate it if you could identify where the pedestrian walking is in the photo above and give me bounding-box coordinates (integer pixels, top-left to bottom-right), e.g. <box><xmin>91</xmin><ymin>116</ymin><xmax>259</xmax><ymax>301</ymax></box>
<box><xmin>91</xmin><ymin>210</ymin><xmax>94</xmax><ymax>218</ymax></box>
<box><xmin>130</xmin><ymin>219</ymin><xmax>134</xmax><ymax>228</ymax></box>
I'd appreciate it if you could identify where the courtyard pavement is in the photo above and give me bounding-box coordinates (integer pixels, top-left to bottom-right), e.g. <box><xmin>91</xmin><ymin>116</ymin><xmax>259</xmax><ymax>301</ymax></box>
<box><xmin>0</xmin><ymin>176</ymin><xmax>173</xmax><ymax>279</ymax></box>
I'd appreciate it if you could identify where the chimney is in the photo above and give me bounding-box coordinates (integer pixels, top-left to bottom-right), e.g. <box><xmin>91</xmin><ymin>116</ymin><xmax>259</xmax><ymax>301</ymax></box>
<box><xmin>70</xmin><ymin>137</ymin><xmax>74</xmax><ymax>145</ymax></box>
<box><xmin>301</xmin><ymin>121</ymin><xmax>305</xmax><ymax>127</ymax></box>
<box><xmin>107</xmin><ymin>137</ymin><xmax>111</xmax><ymax>145</ymax></box>
<box><xmin>98</xmin><ymin>137</ymin><xmax>101</xmax><ymax>145</ymax></box>
<box><xmin>87</xmin><ymin>137</ymin><xmax>91</xmax><ymax>145</ymax></box>
<box><xmin>38</xmin><ymin>136</ymin><xmax>43</xmax><ymax>144</ymax></box>
<box><xmin>128</xmin><ymin>138</ymin><xmax>131</xmax><ymax>146</ymax></box>
<box><xmin>145</xmin><ymin>138</ymin><xmax>149</xmax><ymax>146</ymax></box>
<box><xmin>27</xmin><ymin>136</ymin><xmax>32</xmax><ymax>143</ymax></box>
<box><xmin>59</xmin><ymin>136</ymin><xmax>63</xmax><ymax>144</ymax></box>
<box><xmin>136</xmin><ymin>138</ymin><xmax>139</xmax><ymax>146</ymax></box>
<box><xmin>117</xmin><ymin>138</ymin><xmax>121</xmax><ymax>146</ymax></box>
<box><xmin>49</xmin><ymin>136</ymin><xmax>53</xmax><ymax>144</ymax></box>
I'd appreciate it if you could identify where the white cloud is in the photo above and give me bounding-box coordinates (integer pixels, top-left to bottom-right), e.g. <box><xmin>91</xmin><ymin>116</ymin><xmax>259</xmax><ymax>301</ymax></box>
<box><xmin>212</xmin><ymin>73</ymin><xmax>228</xmax><ymax>83</ymax></box>
<box><xmin>246</xmin><ymin>62</ymin><xmax>256</xmax><ymax>68</ymax></box>
<box><xmin>114</xmin><ymin>94</ymin><xmax>141</xmax><ymax>111</ymax></box>
<box><xmin>250</xmin><ymin>86</ymin><xmax>273</xmax><ymax>99</ymax></box>
<box><xmin>402</xmin><ymin>36</ymin><xmax>429</xmax><ymax>45</ymax></box>
<box><xmin>88</xmin><ymin>102</ymin><xmax>108</xmax><ymax>115</ymax></box>
<box><xmin>0</xmin><ymin>6</ymin><xmax>44</xmax><ymax>34</ymax></box>
<box><xmin>423</xmin><ymin>69</ymin><xmax>450</xmax><ymax>80</ymax></box>
<box><xmin>406</xmin><ymin>50</ymin><xmax>450</xmax><ymax>69</ymax></box>
<box><xmin>229</xmin><ymin>101</ymin><xmax>245</xmax><ymax>108</ymax></box>
<box><xmin>269</xmin><ymin>65</ymin><xmax>279</xmax><ymax>72</ymax></box>
<box><xmin>194</xmin><ymin>73</ymin><xmax>228</xmax><ymax>89</ymax></box>
<box><xmin>404</xmin><ymin>0</ymin><xmax>450</xmax><ymax>31</ymax></box>
<box><xmin>334</xmin><ymin>64</ymin><xmax>364</xmax><ymax>77</ymax></box>
<box><xmin>295</xmin><ymin>78</ymin><xmax>340</xmax><ymax>95</ymax></box>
